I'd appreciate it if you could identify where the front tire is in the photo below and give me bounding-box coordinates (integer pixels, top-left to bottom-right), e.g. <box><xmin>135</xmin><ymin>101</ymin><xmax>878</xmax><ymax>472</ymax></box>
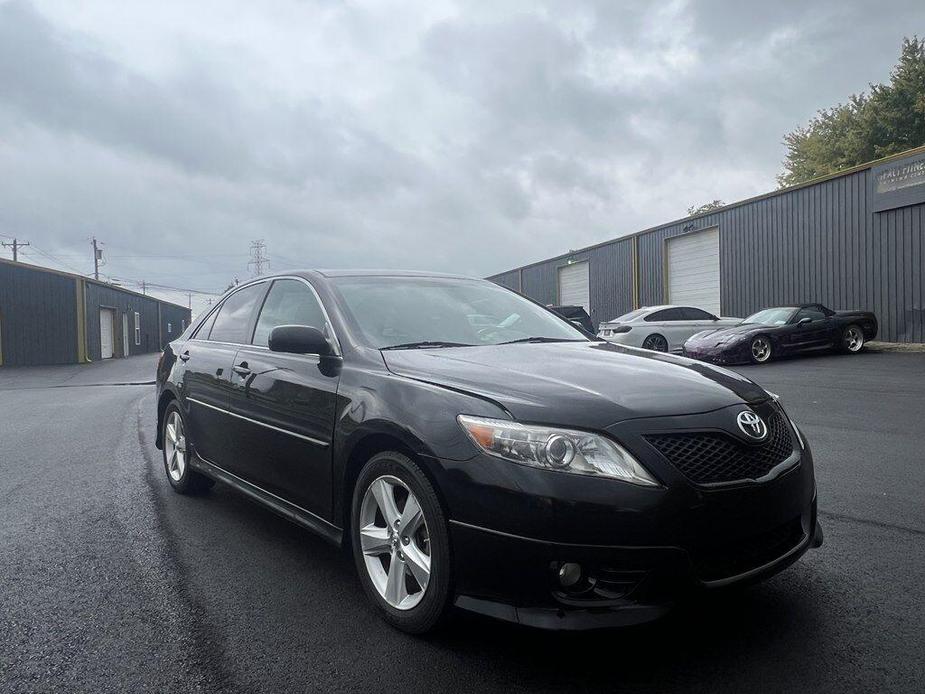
<box><xmin>841</xmin><ymin>324</ymin><xmax>865</xmax><ymax>353</ymax></box>
<box><xmin>162</xmin><ymin>402</ymin><xmax>213</xmax><ymax>495</ymax></box>
<box><xmin>351</xmin><ymin>451</ymin><xmax>451</xmax><ymax>634</ymax></box>
<box><xmin>750</xmin><ymin>335</ymin><xmax>773</xmax><ymax>364</ymax></box>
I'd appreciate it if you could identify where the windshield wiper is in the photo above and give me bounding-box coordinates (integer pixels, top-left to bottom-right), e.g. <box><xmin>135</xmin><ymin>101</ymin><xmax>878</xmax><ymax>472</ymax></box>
<box><xmin>381</xmin><ymin>341</ymin><xmax>475</xmax><ymax>350</ymax></box>
<box><xmin>498</xmin><ymin>337</ymin><xmax>586</xmax><ymax>345</ymax></box>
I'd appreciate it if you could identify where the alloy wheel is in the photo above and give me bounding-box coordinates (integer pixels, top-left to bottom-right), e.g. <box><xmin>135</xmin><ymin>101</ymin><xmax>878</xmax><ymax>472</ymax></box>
<box><xmin>359</xmin><ymin>475</ymin><xmax>431</xmax><ymax>610</ymax></box>
<box><xmin>751</xmin><ymin>337</ymin><xmax>771</xmax><ymax>363</ymax></box>
<box><xmin>164</xmin><ymin>411</ymin><xmax>187</xmax><ymax>482</ymax></box>
<box><xmin>845</xmin><ymin>326</ymin><xmax>864</xmax><ymax>352</ymax></box>
<box><xmin>643</xmin><ymin>334</ymin><xmax>668</xmax><ymax>352</ymax></box>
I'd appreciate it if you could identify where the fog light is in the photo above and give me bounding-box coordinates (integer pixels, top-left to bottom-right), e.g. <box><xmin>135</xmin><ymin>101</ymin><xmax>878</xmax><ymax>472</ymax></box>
<box><xmin>558</xmin><ymin>562</ymin><xmax>582</xmax><ymax>588</ymax></box>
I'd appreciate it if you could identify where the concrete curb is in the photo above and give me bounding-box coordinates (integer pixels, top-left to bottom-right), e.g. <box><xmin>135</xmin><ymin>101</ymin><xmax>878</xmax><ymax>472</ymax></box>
<box><xmin>866</xmin><ymin>341</ymin><xmax>925</xmax><ymax>353</ymax></box>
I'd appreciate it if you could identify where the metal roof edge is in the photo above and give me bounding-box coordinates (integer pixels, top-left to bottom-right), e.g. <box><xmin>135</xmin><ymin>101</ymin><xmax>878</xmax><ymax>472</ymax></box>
<box><xmin>487</xmin><ymin>143</ymin><xmax>925</xmax><ymax>278</ymax></box>
<box><xmin>0</xmin><ymin>257</ymin><xmax>192</xmax><ymax>312</ymax></box>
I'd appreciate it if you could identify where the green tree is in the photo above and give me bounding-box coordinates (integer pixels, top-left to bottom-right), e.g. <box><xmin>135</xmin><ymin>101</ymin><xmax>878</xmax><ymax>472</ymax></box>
<box><xmin>687</xmin><ymin>199</ymin><xmax>725</xmax><ymax>216</ymax></box>
<box><xmin>778</xmin><ymin>37</ymin><xmax>925</xmax><ymax>187</ymax></box>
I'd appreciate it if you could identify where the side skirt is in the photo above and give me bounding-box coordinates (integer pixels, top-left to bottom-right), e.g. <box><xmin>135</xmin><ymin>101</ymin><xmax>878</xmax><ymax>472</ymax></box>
<box><xmin>190</xmin><ymin>454</ymin><xmax>343</xmax><ymax>547</ymax></box>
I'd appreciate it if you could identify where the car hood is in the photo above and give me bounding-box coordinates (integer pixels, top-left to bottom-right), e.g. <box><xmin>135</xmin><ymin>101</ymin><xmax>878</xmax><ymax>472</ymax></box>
<box><xmin>381</xmin><ymin>341</ymin><xmax>768</xmax><ymax>429</ymax></box>
<box><xmin>687</xmin><ymin>323</ymin><xmax>771</xmax><ymax>344</ymax></box>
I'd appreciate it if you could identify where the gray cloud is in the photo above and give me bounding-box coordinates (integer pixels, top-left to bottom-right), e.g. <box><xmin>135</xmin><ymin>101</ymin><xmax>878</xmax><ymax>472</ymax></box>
<box><xmin>0</xmin><ymin>0</ymin><xmax>921</xmax><ymax>314</ymax></box>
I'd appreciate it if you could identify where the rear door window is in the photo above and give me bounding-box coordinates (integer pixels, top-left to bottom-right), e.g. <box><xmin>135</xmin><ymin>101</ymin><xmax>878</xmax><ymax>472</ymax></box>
<box><xmin>208</xmin><ymin>283</ymin><xmax>267</xmax><ymax>344</ymax></box>
<box><xmin>645</xmin><ymin>308</ymin><xmax>684</xmax><ymax>322</ymax></box>
<box><xmin>682</xmin><ymin>307</ymin><xmax>715</xmax><ymax>320</ymax></box>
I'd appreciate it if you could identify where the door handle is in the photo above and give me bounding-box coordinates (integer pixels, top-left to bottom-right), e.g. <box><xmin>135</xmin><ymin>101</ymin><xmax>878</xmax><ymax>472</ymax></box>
<box><xmin>179</xmin><ymin>351</ymin><xmax>190</xmax><ymax>362</ymax></box>
<box><xmin>233</xmin><ymin>363</ymin><xmax>251</xmax><ymax>376</ymax></box>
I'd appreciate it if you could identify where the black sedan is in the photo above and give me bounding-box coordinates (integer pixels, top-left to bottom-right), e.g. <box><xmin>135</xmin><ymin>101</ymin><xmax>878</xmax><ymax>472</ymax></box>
<box><xmin>683</xmin><ymin>303</ymin><xmax>878</xmax><ymax>364</ymax></box>
<box><xmin>155</xmin><ymin>270</ymin><xmax>822</xmax><ymax>633</ymax></box>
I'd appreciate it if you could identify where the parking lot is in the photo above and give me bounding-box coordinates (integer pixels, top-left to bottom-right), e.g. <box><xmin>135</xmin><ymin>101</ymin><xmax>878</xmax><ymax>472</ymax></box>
<box><xmin>1</xmin><ymin>350</ymin><xmax>923</xmax><ymax>693</ymax></box>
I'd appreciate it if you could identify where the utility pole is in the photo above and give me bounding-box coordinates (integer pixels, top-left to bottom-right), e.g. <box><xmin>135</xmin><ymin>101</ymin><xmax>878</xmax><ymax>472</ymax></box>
<box><xmin>187</xmin><ymin>292</ymin><xmax>192</xmax><ymax>309</ymax></box>
<box><xmin>247</xmin><ymin>240</ymin><xmax>269</xmax><ymax>277</ymax></box>
<box><xmin>91</xmin><ymin>237</ymin><xmax>103</xmax><ymax>280</ymax></box>
<box><xmin>141</xmin><ymin>280</ymin><xmax>146</xmax><ymax>295</ymax></box>
<box><xmin>1</xmin><ymin>237</ymin><xmax>29</xmax><ymax>262</ymax></box>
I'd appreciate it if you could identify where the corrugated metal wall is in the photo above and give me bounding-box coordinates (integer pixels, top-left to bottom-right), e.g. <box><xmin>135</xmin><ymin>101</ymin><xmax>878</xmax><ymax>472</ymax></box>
<box><xmin>492</xmin><ymin>241</ymin><xmax>635</xmax><ymax>328</ymax></box>
<box><xmin>85</xmin><ymin>283</ymin><xmax>163</xmax><ymax>361</ymax></box>
<box><xmin>491</xmin><ymin>270</ymin><xmax>521</xmax><ymax>291</ymax></box>
<box><xmin>0</xmin><ymin>261</ymin><xmax>78</xmax><ymax>366</ymax></box>
<box><xmin>489</xmin><ymin>158</ymin><xmax>925</xmax><ymax>342</ymax></box>
<box><xmin>0</xmin><ymin>259</ymin><xmax>193</xmax><ymax>366</ymax></box>
<box><xmin>160</xmin><ymin>303</ymin><xmax>192</xmax><ymax>345</ymax></box>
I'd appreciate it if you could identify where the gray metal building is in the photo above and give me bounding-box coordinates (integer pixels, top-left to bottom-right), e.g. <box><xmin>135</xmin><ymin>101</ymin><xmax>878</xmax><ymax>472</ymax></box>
<box><xmin>488</xmin><ymin>146</ymin><xmax>925</xmax><ymax>344</ymax></box>
<box><xmin>0</xmin><ymin>258</ymin><xmax>192</xmax><ymax>367</ymax></box>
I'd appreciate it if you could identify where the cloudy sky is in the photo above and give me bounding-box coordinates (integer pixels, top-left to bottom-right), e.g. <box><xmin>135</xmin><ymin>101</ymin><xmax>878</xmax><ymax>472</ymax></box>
<box><xmin>0</xmin><ymin>0</ymin><xmax>922</xmax><ymax>313</ymax></box>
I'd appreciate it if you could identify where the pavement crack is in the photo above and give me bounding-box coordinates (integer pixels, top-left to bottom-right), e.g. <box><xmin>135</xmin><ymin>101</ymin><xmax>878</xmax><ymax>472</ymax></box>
<box><xmin>0</xmin><ymin>381</ymin><xmax>155</xmax><ymax>392</ymax></box>
<box><xmin>818</xmin><ymin>509</ymin><xmax>925</xmax><ymax>537</ymax></box>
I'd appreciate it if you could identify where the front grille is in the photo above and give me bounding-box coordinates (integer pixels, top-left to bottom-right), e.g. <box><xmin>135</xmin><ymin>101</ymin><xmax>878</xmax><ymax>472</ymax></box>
<box><xmin>693</xmin><ymin>518</ymin><xmax>805</xmax><ymax>581</ymax></box>
<box><xmin>644</xmin><ymin>411</ymin><xmax>794</xmax><ymax>485</ymax></box>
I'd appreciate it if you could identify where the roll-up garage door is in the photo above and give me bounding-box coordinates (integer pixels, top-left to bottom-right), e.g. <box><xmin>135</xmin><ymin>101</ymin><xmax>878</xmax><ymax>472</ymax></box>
<box><xmin>557</xmin><ymin>262</ymin><xmax>590</xmax><ymax>311</ymax></box>
<box><xmin>667</xmin><ymin>228</ymin><xmax>720</xmax><ymax>315</ymax></box>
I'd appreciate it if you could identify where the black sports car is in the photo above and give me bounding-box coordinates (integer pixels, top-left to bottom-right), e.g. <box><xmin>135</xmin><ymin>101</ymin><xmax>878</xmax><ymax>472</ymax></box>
<box><xmin>683</xmin><ymin>303</ymin><xmax>878</xmax><ymax>365</ymax></box>
<box><xmin>549</xmin><ymin>304</ymin><xmax>595</xmax><ymax>334</ymax></box>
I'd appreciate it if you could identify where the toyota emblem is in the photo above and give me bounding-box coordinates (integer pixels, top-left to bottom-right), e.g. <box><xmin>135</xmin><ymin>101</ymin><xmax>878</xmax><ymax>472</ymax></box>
<box><xmin>736</xmin><ymin>410</ymin><xmax>768</xmax><ymax>440</ymax></box>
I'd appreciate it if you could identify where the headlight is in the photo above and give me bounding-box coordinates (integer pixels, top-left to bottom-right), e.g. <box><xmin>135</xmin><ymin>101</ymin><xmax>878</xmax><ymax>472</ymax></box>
<box><xmin>457</xmin><ymin>415</ymin><xmax>659</xmax><ymax>486</ymax></box>
<box><xmin>767</xmin><ymin>392</ymin><xmax>805</xmax><ymax>449</ymax></box>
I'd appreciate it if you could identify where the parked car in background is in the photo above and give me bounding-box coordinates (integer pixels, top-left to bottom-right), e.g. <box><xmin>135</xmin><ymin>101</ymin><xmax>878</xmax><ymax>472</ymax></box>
<box><xmin>549</xmin><ymin>304</ymin><xmax>595</xmax><ymax>334</ymax></box>
<box><xmin>683</xmin><ymin>303</ymin><xmax>878</xmax><ymax>364</ymax></box>
<box><xmin>597</xmin><ymin>305</ymin><xmax>741</xmax><ymax>353</ymax></box>
<box><xmin>156</xmin><ymin>271</ymin><xmax>822</xmax><ymax>633</ymax></box>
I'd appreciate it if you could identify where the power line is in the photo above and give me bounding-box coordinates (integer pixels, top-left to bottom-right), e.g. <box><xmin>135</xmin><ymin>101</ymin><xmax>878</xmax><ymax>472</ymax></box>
<box><xmin>110</xmin><ymin>276</ymin><xmax>223</xmax><ymax>296</ymax></box>
<box><xmin>21</xmin><ymin>245</ymin><xmax>92</xmax><ymax>276</ymax></box>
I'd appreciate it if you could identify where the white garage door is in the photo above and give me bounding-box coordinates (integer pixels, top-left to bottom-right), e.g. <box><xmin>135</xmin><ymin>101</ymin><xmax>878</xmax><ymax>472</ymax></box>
<box><xmin>100</xmin><ymin>308</ymin><xmax>115</xmax><ymax>359</ymax></box>
<box><xmin>558</xmin><ymin>262</ymin><xmax>590</xmax><ymax>311</ymax></box>
<box><xmin>667</xmin><ymin>228</ymin><xmax>721</xmax><ymax>315</ymax></box>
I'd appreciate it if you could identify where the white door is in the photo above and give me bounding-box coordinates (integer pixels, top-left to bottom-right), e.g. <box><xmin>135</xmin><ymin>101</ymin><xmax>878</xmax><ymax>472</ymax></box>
<box><xmin>558</xmin><ymin>262</ymin><xmax>590</xmax><ymax>312</ymax></box>
<box><xmin>667</xmin><ymin>228</ymin><xmax>721</xmax><ymax>316</ymax></box>
<box><xmin>122</xmin><ymin>313</ymin><xmax>130</xmax><ymax>357</ymax></box>
<box><xmin>100</xmin><ymin>308</ymin><xmax>114</xmax><ymax>359</ymax></box>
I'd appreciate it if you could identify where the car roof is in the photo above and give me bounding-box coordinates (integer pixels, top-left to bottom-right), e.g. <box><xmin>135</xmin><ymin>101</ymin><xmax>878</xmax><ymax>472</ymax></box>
<box><xmin>264</xmin><ymin>269</ymin><xmax>478</xmax><ymax>281</ymax></box>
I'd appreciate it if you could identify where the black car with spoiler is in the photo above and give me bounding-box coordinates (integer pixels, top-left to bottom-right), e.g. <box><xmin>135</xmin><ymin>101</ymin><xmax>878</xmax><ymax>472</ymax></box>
<box><xmin>683</xmin><ymin>303</ymin><xmax>878</xmax><ymax>365</ymax></box>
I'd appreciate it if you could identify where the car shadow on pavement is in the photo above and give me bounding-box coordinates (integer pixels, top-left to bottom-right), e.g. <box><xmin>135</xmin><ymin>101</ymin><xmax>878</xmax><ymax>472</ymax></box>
<box><xmin>178</xmin><ymin>481</ymin><xmax>833</xmax><ymax>693</ymax></box>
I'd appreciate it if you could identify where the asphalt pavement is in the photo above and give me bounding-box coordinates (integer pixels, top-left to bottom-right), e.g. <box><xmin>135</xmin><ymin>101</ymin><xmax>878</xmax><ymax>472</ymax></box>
<box><xmin>1</xmin><ymin>350</ymin><xmax>923</xmax><ymax>693</ymax></box>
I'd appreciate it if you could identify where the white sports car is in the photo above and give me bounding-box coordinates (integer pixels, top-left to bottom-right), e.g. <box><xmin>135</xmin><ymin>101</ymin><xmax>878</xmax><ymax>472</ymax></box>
<box><xmin>597</xmin><ymin>305</ymin><xmax>742</xmax><ymax>353</ymax></box>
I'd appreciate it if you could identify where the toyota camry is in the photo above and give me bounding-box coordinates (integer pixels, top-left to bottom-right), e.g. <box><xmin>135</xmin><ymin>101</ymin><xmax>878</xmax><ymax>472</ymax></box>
<box><xmin>155</xmin><ymin>270</ymin><xmax>822</xmax><ymax>632</ymax></box>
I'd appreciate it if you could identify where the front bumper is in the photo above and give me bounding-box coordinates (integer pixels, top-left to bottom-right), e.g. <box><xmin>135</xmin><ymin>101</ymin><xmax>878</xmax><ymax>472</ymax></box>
<box><xmin>449</xmin><ymin>504</ymin><xmax>821</xmax><ymax>630</ymax></box>
<box><xmin>683</xmin><ymin>341</ymin><xmax>751</xmax><ymax>364</ymax></box>
<box><xmin>425</xmin><ymin>419</ymin><xmax>819</xmax><ymax>630</ymax></box>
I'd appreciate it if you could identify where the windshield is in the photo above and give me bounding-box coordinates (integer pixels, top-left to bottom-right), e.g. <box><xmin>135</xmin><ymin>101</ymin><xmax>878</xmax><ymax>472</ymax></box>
<box><xmin>331</xmin><ymin>276</ymin><xmax>588</xmax><ymax>349</ymax></box>
<box><xmin>744</xmin><ymin>307</ymin><xmax>796</xmax><ymax>325</ymax></box>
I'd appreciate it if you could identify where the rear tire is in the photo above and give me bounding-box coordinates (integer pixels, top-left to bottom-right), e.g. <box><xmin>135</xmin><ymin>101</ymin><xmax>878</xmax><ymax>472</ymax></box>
<box><xmin>161</xmin><ymin>402</ymin><xmax>214</xmax><ymax>495</ymax></box>
<box><xmin>749</xmin><ymin>336</ymin><xmax>773</xmax><ymax>364</ymax></box>
<box><xmin>841</xmin><ymin>324</ymin><xmax>865</xmax><ymax>353</ymax></box>
<box><xmin>642</xmin><ymin>334</ymin><xmax>669</xmax><ymax>352</ymax></box>
<box><xmin>351</xmin><ymin>451</ymin><xmax>452</xmax><ymax>634</ymax></box>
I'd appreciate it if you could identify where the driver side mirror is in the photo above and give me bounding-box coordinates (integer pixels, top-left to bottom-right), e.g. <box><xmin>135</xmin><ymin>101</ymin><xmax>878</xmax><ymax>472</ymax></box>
<box><xmin>269</xmin><ymin>325</ymin><xmax>334</xmax><ymax>356</ymax></box>
<box><xmin>797</xmin><ymin>317</ymin><xmax>812</xmax><ymax>326</ymax></box>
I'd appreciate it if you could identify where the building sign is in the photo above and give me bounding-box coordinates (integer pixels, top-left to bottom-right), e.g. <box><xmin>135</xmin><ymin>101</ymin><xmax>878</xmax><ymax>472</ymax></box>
<box><xmin>871</xmin><ymin>151</ymin><xmax>925</xmax><ymax>212</ymax></box>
